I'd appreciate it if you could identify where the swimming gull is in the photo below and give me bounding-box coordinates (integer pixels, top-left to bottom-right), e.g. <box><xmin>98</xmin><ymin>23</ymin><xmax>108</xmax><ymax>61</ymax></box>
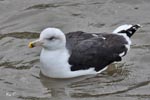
<box><xmin>28</xmin><ymin>24</ymin><xmax>141</xmax><ymax>78</ymax></box>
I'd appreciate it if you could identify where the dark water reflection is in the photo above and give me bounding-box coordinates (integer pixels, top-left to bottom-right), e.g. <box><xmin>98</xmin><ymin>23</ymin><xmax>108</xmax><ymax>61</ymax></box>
<box><xmin>0</xmin><ymin>0</ymin><xmax>150</xmax><ymax>100</ymax></box>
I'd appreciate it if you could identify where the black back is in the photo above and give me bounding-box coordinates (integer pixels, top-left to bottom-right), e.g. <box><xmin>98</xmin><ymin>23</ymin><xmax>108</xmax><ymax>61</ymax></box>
<box><xmin>66</xmin><ymin>32</ymin><xmax>128</xmax><ymax>72</ymax></box>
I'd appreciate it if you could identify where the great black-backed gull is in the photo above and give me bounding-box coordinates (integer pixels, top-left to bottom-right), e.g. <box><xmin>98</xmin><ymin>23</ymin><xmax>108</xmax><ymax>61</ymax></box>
<box><xmin>28</xmin><ymin>24</ymin><xmax>141</xmax><ymax>78</ymax></box>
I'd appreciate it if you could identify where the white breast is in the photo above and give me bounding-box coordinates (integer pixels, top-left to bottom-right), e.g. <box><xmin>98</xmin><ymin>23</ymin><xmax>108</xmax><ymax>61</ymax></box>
<box><xmin>40</xmin><ymin>48</ymin><xmax>71</xmax><ymax>78</ymax></box>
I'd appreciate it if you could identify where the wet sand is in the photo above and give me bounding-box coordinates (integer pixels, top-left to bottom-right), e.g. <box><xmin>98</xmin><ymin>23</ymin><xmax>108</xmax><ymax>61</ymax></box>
<box><xmin>0</xmin><ymin>0</ymin><xmax>150</xmax><ymax>100</ymax></box>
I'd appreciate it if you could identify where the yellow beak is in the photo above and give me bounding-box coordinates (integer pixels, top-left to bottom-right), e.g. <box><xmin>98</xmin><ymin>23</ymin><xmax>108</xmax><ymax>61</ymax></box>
<box><xmin>28</xmin><ymin>42</ymin><xmax>34</xmax><ymax>48</ymax></box>
<box><xmin>28</xmin><ymin>40</ymin><xmax>43</xmax><ymax>48</ymax></box>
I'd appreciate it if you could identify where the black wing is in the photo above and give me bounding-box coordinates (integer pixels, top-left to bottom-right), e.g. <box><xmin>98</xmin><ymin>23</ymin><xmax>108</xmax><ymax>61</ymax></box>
<box><xmin>66</xmin><ymin>32</ymin><xmax>128</xmax><ymax>72</ymax></box>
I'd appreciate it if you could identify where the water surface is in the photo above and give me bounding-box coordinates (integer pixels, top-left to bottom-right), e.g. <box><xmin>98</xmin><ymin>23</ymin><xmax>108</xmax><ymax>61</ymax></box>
<box><xmin>0</xmin><ymin>0</ymin><xmax>150</xmax><ymax>100</ymax></box>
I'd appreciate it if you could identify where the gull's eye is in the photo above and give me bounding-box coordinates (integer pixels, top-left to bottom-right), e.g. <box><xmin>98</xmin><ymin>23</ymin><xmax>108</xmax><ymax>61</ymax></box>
<box><xmin>47</xmin><ymin>37</ymin><xmax>55</xmax><ymax>40</ymax></box>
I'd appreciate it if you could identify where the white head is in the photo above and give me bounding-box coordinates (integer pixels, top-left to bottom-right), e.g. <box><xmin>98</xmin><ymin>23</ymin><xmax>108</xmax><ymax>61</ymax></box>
<box><xmin>28</xmin><ymin>28</ymin><xmax>66</xmax><ymax>50</ymax></box>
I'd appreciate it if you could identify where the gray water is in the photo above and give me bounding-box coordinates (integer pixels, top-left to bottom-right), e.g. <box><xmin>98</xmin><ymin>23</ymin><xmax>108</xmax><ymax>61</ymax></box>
<box><xmin>0</xmin><ymin>0</ymin><xmax>150</xmax><ymax>100</ymax></box>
